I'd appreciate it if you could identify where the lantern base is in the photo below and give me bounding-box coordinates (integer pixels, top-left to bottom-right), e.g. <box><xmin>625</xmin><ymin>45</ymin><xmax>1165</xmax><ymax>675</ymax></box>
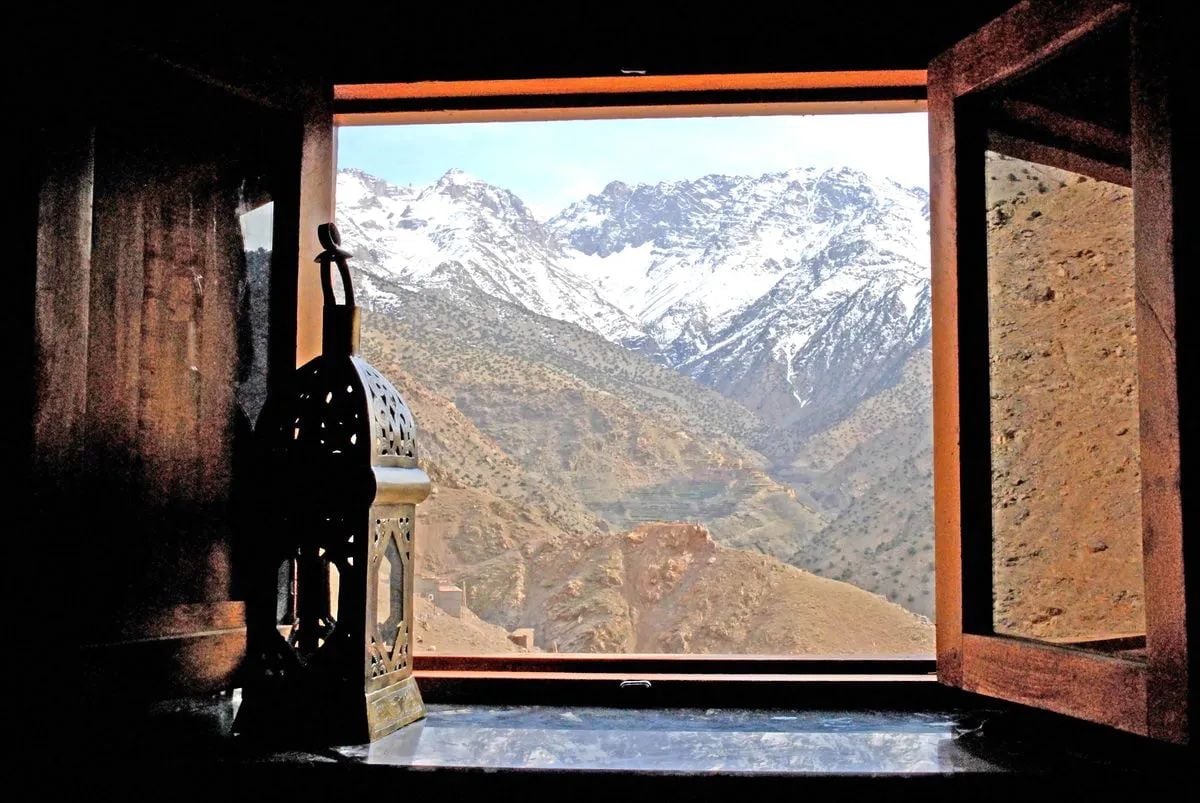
<box><xmin>366</xmin><ymin>674</ymin><xmax>427</xmax><ymax>740</ymax></box>
<box><xmin>235</xmin><ymin>674</ymin><xmax>426</xmax><ymax>746</ymax></box>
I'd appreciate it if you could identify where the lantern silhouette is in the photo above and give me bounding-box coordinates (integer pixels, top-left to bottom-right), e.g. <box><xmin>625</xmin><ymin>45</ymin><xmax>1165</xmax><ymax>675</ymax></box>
<box><xmin>236</xmin><ymin>223</ymin><xmax>429</xmax><ymax>744</ymax></box>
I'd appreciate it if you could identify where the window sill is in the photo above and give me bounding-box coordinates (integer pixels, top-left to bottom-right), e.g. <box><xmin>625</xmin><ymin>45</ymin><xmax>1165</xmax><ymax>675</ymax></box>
<box><xmin>67</xmin><ymin>694</ymin><xmax>1189</xmax><ymax>794</ymax></box>
<box><xmin>415</xmin><ymin>669</ymin><xmax>957</xmax><ymax>710</ymax></box>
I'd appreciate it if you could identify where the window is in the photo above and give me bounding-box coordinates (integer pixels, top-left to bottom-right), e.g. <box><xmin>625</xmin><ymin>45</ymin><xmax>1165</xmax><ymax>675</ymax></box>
<box><xmin>297</xmin><ymin>16</ymin><xmax>1187</xmax><ymax>740</ymax></box>
<box><xmin>331</xmin><ymin>79</ymin><xmax>938</xmax><ymax>661</ymax></box>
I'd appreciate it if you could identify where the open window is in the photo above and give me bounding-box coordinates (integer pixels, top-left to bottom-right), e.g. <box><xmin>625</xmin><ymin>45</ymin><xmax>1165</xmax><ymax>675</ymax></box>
<box><xmin>930</xmin><ymin>0</ymin><xmax>1189</xmax><ymax>742</ymax></box>
<box><xmin>316</xmin><ymin>74</ymin><xmax>943</xmax><ymax>674</ymax></box>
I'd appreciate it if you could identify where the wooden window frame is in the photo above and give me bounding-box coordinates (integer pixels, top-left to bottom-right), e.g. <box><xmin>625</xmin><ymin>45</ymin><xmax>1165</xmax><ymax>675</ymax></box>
<box><xmin>282</xmin><ymin>71</ymin><xmax>940</xmax><ymax>688</ymax></box>
<box><xmin>929</xmin><ymin>0</ymin><xmax>1189</xmax><ymax>743</ymax></box>
<box><xmin>291</xmin><ymin>19</ymin><xmax>1193</xmax><ymax>732</ymax></box>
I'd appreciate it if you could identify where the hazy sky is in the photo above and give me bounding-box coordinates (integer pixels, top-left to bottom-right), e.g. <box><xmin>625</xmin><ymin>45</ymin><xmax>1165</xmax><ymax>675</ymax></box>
<box><xmin>337</xmin><ymin>112</ymin><xmax>929</xmax><ymax>218</ymax></box>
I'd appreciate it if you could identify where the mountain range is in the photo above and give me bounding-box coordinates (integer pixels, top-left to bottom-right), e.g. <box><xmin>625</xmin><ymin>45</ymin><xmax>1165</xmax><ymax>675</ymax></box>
<box><xmin>336</xmin><ymin>163</ymin><xmax>936</xmax><ymax>629</ymax></box>
<box><xmin>339</xmin><ymin>165</ymin><xmax>930</xmax><ymax>448</ymax></box>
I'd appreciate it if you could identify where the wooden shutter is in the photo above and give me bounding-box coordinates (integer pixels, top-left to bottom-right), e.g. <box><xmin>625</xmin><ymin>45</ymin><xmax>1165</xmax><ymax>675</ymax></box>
<box><xmin>929</xmin><ymin>0</ymin><xmax>1191</xmax><ymax>743</ymax></box>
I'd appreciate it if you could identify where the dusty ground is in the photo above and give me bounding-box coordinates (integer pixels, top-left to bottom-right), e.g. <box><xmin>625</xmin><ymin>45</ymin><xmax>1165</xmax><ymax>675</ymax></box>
<box><xmin>417</xmin><ymin>518</ymin><xmax>933</xmax><ymax>656</ymax></box>
<box><xmin>363</xmin><ymin>320</ymin><xmax>936</xmax><ymax>655</ymax></box>
<box><xmin>413</xmin><ymin>595</ymin><xmax>530</xmax><ymax>654</ymax></box>
<box><xmin>985</xmin><ymin>152</ymin><xmax>1144</xmax><ymax>641</ymax></box>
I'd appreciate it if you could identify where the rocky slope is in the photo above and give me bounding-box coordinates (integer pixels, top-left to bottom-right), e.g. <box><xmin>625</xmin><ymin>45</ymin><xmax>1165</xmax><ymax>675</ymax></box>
<box><xmin>985</xmin><ymin>153</ymin><xmax>1143</xmax><ymax>641</ymax></box>
<box><xmin>360</xmin><ymin>303</ymin><xmax>824</xmax><ymax>578</ymax></box>
<box><xmin>520</xmin><ymin>521</ymin><xmax>932</xmax><ymax>655</ymax></box>
<box><xmin>362</xmin><ymin>311</ymin><xmax>932</xmax><ymax>654</ymax></box>
<box><xmin>413</xmin><ymin>595</ymin><xmax>530</xmax><ymax>654</ymax></box>
<box><xmin>358</xmin><ymin>289</ymin><xmax>824</xmax><ymax>558</ymax></box>
<box><xmin>786</xmin><ymin>344</ymin><xmax>934</xmax><ymax>613</ymax></box>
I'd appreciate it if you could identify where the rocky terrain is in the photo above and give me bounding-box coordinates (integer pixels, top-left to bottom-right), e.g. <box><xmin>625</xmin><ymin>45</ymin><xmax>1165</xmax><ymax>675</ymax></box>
<box><xmin>515</xmin><ymin>521</ymin><xmax>931</xmax><ymax>655</ymax></box>
<box><xmin>358</xmin><ymin>314</ymin><xmax>934</xmax><ymax>654</ymax></box>
<box><xmin>412</xmin><ymin>595</ymin><xmax>529</xmax><ymax>655</ymax></box>
<box><xmin>985</xmin><ymin>152</ymin><xmax>1143</xmax><ymax>641</ymax></box>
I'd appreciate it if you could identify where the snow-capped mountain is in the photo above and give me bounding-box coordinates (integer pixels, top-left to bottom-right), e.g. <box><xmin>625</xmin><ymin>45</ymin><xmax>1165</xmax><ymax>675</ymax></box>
<box><xmin>336</xmin><ymin>165</ymin><xmax>930</xmax><ymax>445</ymax></box>
<box><xmin>337</xmin><ymin>168</ymin><xmax>642</xmax><ymax>341</ymax></box>
<box><xmin>550</xmin><ymin>167</ymin><xmax>927</xmax><ymax>350</ymax></box>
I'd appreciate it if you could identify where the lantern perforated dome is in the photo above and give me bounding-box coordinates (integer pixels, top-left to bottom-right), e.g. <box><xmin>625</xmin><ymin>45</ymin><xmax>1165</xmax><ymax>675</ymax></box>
<box><xmin>259</xmin><ymin>355</ymin><xmax>418</xmax><ymax>467</ymax></box>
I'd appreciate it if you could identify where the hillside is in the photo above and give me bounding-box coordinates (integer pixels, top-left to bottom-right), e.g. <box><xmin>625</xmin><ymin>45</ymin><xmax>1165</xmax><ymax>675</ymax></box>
<box><xmin>360</xmin><ymin>282</ymin><xmax>935</xmax><ymax>616</ymax></box>
<box><xmin>361</xmin><ymin>318</ymin><xmax>932</xmax><ymax>653</ymax></box>
<box><xmin>985</xmin><ymin>153</ymin><xmax>1143</xmax><ymax>641</ymax></box>
<box><xmin>521</xmin><ymin>522</ymin><xmax>932</xmax><ymax>655</ymax></box>
<box><xmin>413</xmin><ymin>596</ymin><xmax>530</xmax><ymax>655</ymax></box>
<box><xmin>360</xmin><ymin>293</ymin><xmax>826</xmax><ymax>565</ymax></box>
<box><xmin>787</xmin><ymin>344</ymin><xmax>934</xmax><ymax>613</ymax></box>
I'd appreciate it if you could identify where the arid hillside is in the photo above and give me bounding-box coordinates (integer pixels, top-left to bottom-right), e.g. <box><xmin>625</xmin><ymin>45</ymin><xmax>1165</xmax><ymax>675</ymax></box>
<box><xmin>786</xmin><ymin>344</ymin><xmax>934</xmax><ymax>614</ymax></box>
<box><xmin>985</xmin><ymin>152</ymin><xmax>1143</xmax><ymax>641</ymax></box>
<box><xmin>360</xmin><ymin>280</ymin><xmax>937</xmax><ymax>618</ymax></box>
<box><xmin>517</xmin><ymin>521</ymin><xmax>933</xmax><ymax>655</ymax></box>
<box><xmin>339</xmin><ymin>159</ymin><xmax>940</xmax><ymax>631</ymax></box>
<box><xmin>361</xmin><ymin>323</ymin><xmax>933</xmax><ymax>654</ymax></box>
<box><xmin>360</xmin><ymin>293</ymin><xmax>827</xmax><ymax>580</ymax></box>
<box><xmin>420</xmin><ymin>508</ymin><xmax>934</xmax><ymax>656</ymax></box>
<box><xmin>413</xmin><ymin>596</ymin><xmax>529</xmax><ymax>655</ymax></box>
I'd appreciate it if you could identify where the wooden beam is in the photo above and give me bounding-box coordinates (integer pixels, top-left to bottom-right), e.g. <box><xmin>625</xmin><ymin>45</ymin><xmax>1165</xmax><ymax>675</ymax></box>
<box><xmin>295</xmin><ymin>93</ymin><xmax>336</xmax><ymax>367</ymax></box>
<box><xmin>336</xmin><ymin>99</ymin><xmax>926</xmax><ymax>127</ymax></box>
<box><xmin>997</xmin><ymin>99</ymin><xmax>1130</xmax><ymax>155</ymax></box>
<box><xmin>415</xmin><ymin>654</ymin><xmax>934</xmax><ymax>674</ymax></box>
<box><xmin>986</xmin><ymin>130</ymin><xmax>1131</xmax><ymax>186</ymax></box>
<box><xmin>938</xmin><ymin>1</ymin><xmax>1129</xmax><ymax>97</ymax></box>
<box><xmin>928</xmin><ymin>60</ymin><xmax>965</xmax><ymax>688</ymax></box>
<box><xmin>416</xmin><ymin>671</ymin><xmax>952</xmax><ymax>710</ymax></box>
<box><xmin>416</xmin><ymin>670</ymin><xmax>934</xmax><ymax>683</ymax></box>
<box><xmin>962</xmin><ymin>634</ymin><xmax>1148</xmax><ymax>735</ymax></box>
<box><xmin>335</xmin><ymin>71</ymin><xmax>928</xmax><ymax>102</ymax></box>
<box><xmin>86</xmin><ymin>151</ymin><xmax>145</xmax><ymax>454</ymax></box>
<box><xmin>33</xmin><ymin>126</ymin><xmax>93</xmax><ymax>473</ymax></box>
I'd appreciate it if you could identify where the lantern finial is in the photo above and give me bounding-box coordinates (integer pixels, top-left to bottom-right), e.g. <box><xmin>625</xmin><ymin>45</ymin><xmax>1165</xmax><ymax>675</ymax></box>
<box><xmin>315</xmin><ymin>222</ymin><xmax>360</xmax><ymax>356</ymax></box>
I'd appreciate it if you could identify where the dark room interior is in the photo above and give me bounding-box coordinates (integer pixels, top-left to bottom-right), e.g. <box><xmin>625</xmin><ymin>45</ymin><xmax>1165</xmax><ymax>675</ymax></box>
<box><xmin>17</xmin><ymin>1</ymin><xmax>1195</xmax><ymax>796</ymax></box>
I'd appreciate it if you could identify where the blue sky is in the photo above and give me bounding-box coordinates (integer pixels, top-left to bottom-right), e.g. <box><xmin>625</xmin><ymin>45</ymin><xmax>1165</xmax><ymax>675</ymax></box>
<box><xmin>337</xmin><ymin>112</ymin><xmax>929</xmax><ymax>218</ymax></box>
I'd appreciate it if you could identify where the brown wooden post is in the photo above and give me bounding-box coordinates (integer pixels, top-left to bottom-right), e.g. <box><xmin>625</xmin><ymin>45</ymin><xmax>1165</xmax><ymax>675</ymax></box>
<box><xmin>1131</xmin><ymin>0</ymin><xmax>1190</xmax><ymax>745</ymax></box>
<box><xmin>33</xmin><ymin>125</ymin><xmax>94</xmax><ymax>475</ymax></box>
<box><xmin>296</xmin><ymin>92</ymin><xmax>337</xmax><ymax>368</ymax></box>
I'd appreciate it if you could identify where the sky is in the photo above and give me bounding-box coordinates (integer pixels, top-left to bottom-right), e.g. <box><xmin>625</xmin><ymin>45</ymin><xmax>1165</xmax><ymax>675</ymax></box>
<box><xmin>337</xmin><ymin>112</ymin><xmax>929</xmax><ymax>219</ymax></box>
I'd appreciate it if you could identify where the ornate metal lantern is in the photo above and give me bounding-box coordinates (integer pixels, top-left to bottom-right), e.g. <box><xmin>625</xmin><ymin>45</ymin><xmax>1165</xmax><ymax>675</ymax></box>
<box><xmin>236</xmin><ymin>223</ymin><xmax>429</xmax><ymax>744</ymax></box>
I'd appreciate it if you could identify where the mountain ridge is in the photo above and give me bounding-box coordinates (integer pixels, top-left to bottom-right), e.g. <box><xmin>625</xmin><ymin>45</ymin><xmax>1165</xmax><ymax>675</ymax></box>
<box><xmin>337</xmin><ymin>164</ymin><xmax>931</xmax><ymax>455</ymax></box>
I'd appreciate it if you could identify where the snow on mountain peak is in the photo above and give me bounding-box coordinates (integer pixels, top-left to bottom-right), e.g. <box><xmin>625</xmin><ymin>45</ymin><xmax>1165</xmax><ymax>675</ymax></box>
<box><xmin>336</xmin><ymin>164</ymin><xmax>931</xmax><ymax>425</ymax></box>
<box><xmin>436</xmin><ymin>167</ymin><xmax>482</xmax><ymax>186</ymax></box>
<box><xmin>335</xmin><ymin>168</ymin><xmax>643</xmax><ymax>342</ymax></box>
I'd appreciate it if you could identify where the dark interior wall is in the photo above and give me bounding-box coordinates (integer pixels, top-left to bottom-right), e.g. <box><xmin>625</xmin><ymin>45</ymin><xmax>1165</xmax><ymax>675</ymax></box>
<box><xmin>23</xmin><ymin>53</ymin><xmax>307</xmax><ymax>703</ymax></box>
<box><xmin>81</xmin><ymin>68</ymin><xmax>284</xmax><ymax>615</ymax></box>
<box><xmin>23</xmin><ymin>3</ymin><xmax>1017</xmax><ymax>91</ymax></box>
